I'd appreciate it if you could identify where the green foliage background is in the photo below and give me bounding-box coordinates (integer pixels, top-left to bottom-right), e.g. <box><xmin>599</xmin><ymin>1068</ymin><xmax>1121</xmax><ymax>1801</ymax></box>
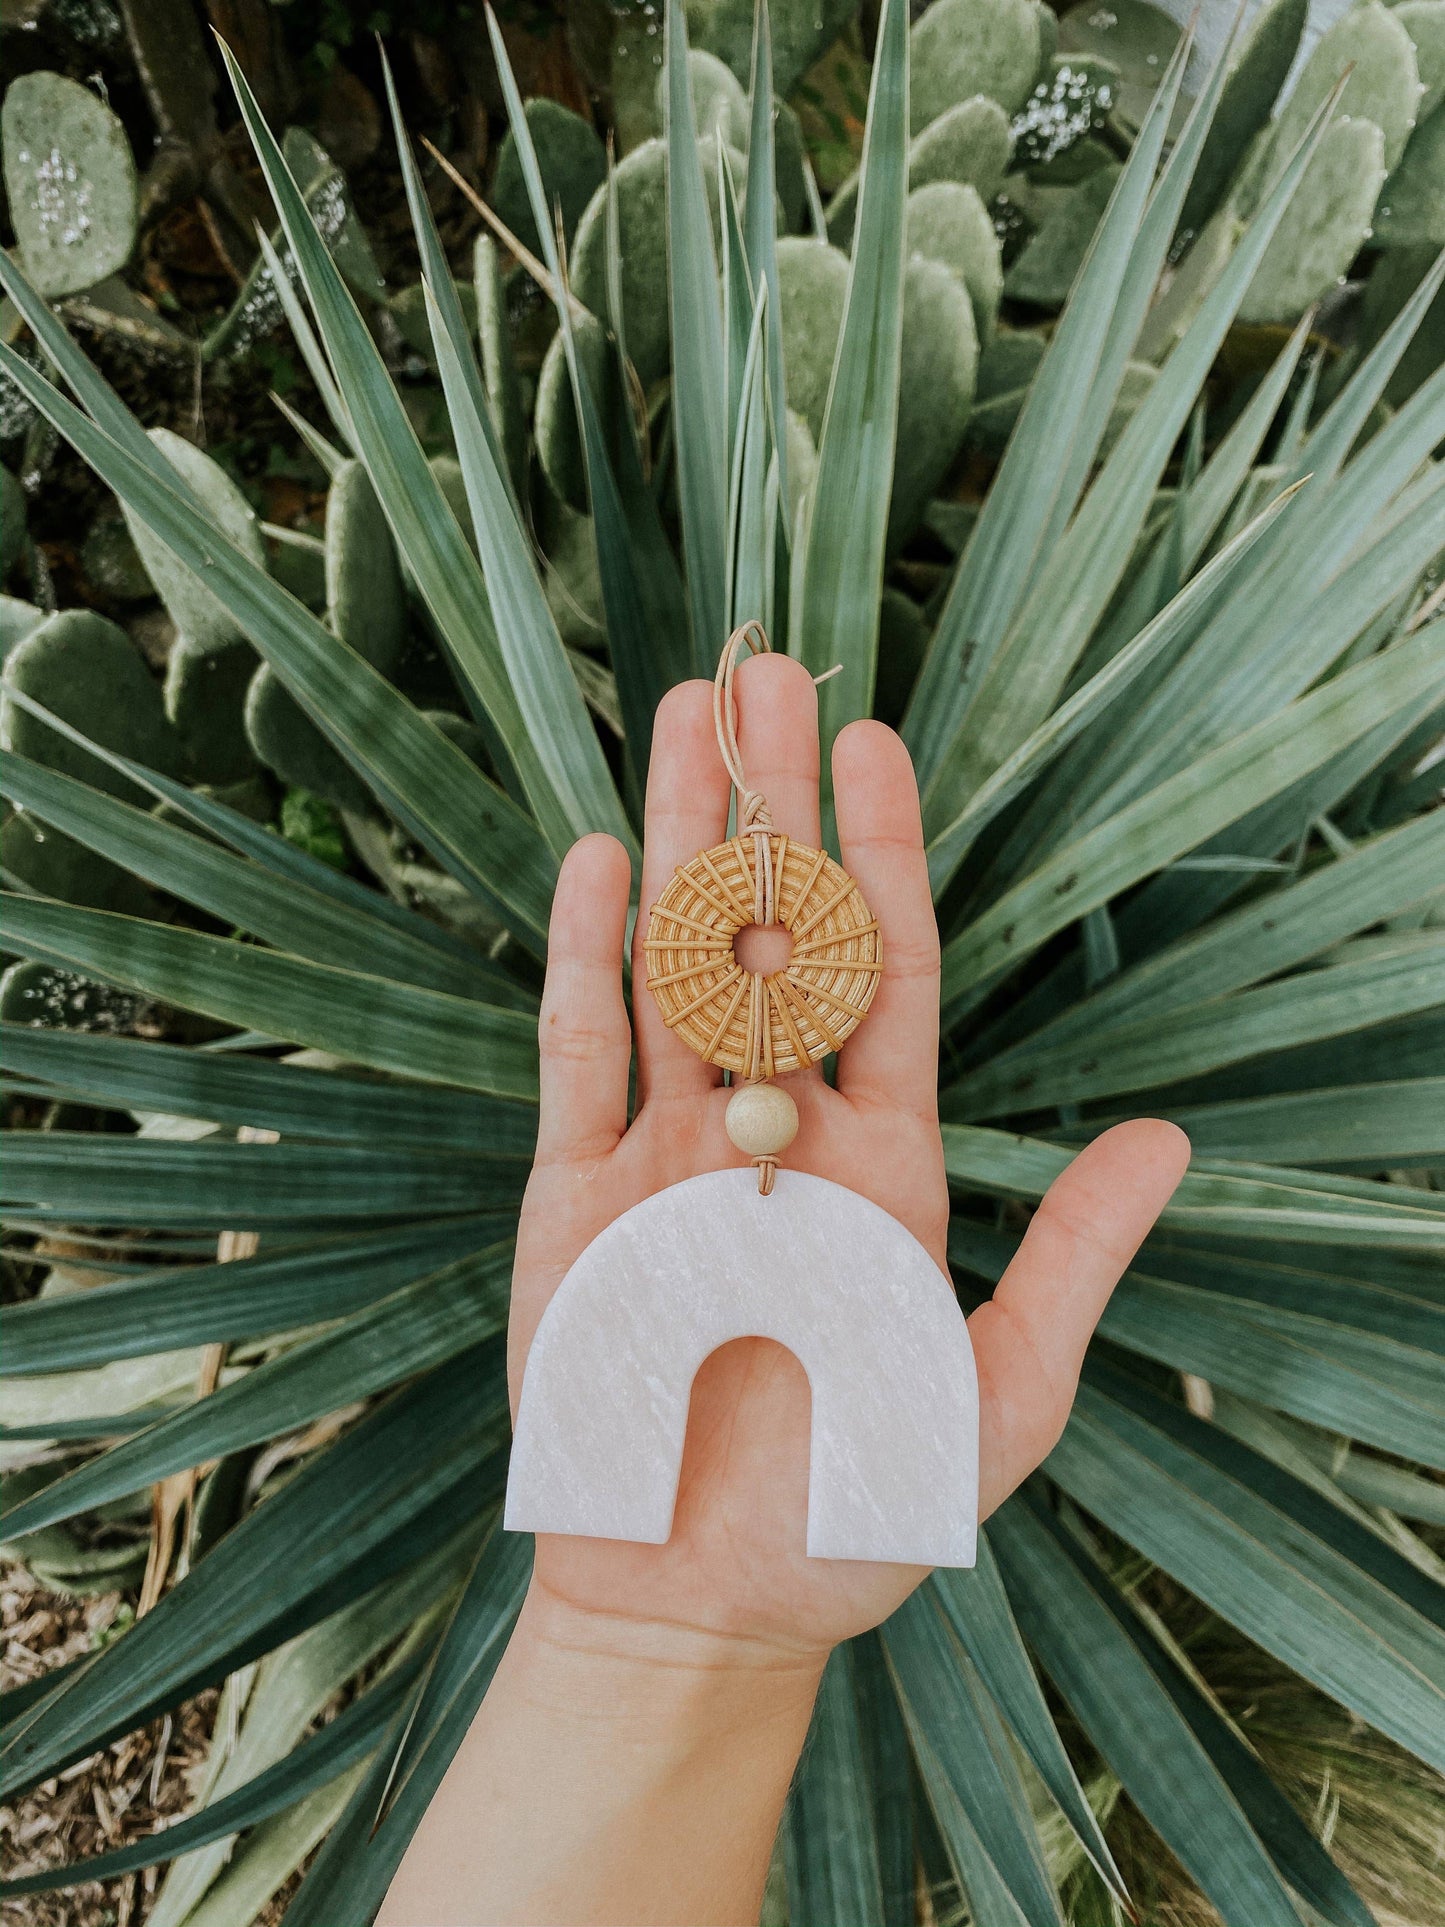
<box><xmin>0</xmin><ymin>0</ymin><xmax>1442</xmax><ymax>1921</ymax></box>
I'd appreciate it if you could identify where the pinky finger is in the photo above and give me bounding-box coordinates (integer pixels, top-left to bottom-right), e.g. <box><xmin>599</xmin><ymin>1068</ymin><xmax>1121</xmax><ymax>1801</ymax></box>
<box><xmin>970</xmin><ymin>1119</ymin><xmax>1191</xmax><ymax>1517</ymax></box>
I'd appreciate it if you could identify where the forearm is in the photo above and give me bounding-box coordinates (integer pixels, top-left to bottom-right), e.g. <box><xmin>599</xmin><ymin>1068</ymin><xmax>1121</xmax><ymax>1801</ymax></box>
<box><xmin>377</xmin><ymin>1581</ymin><xmax>826</xmax><ymax>1927</ymax></box>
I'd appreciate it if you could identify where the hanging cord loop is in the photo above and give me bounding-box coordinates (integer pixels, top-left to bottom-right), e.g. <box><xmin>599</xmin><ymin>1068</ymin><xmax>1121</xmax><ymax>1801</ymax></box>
<box><xmin>712</xmin><ymin>621</ymin><xmax>776</xmax><ymax>927</ymax></box>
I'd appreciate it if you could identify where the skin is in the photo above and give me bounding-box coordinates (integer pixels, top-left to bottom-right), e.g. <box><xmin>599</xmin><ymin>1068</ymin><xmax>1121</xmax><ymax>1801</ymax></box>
<box><xmin>379</xmin><ymin>654</ymin><xmax>1191</xmax><ymax>1927</ymax></box>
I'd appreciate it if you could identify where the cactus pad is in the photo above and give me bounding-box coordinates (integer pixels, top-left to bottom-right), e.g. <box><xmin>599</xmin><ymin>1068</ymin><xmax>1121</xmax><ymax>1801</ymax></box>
<box><xmin>541</xmin><ymin>497</ymin><xmax>606</xmax><ymax>647</ymax></box>
<box><xmin>775</xmin><ymin>237</ymin><xmax>851</xmax><ymax>445</ymax></box>
<box><xmin>1</xmin><ymin>608</ymin><xmax>184</xmax><ymax>796</ymax></box>
<box><xmin>245</xmin><ymin>663</ymin><xmax>373</xmax><ymax>816</ymax></box>
<box><xmin>534</xmin><ymin>311</ymin><xmax>611</xmax><ymax>516</ymax></box>
<box><xmin>491</xmin><ymin>99</ymin><xmax>608</xmax><ymax>258</ymax></box>
<box><xmin>911</xmin><ymin>0</ymin><xmax>1046</xmax><ymax>134</ymax></box>
<box><xmin>964</xmin><ymin>327</ymin><xmax>1048</xmax><ymax>458</ymax></box>
<box><xmin>830</xmin><ymin>96</ymin><xmax>1014</xmax><ymax>247</ymax></box>
<box><xmin>890</xmin><ymin>254</ymin><xmax>979</xmax><ymax>549</ymax></box>
<box><xmin>2</xmin><ymin>72</ymin><xmax>138</xmax><ymax>299</ymax></box>
<box><xmin>1005</xmin><ymin>162</ymin><xmax>1120</xmax><ymax>307</ymax></box>
<box><xmin>1270</xmin><ymin>1</ymin><xmax>1421</xmax><ymax>174</ymax></box>
<box><xmin>164</xmin><ymin>633</ymin><xmax>260</xmax><ymax>786</ymax></box>
<box><xmin>0</xmin><ymin>596</ymin><xmax>45</xmax><ymax>660</ymax></box>
<box><xmin>0</xmin><ymin>958</ymin><xmax>145</xmax><ymax>1031</ymax></box>
<box><xmin>1176</xmin><ymin>0</ymin><xmax>1307</xmax><ymax>245</ymax></box>
<box><xmin>1012</xmin><ymin>56</ymin><xmax>1121</xmax><ymax>169</ymax></box>
<box><xmin>1239</xmin><ymin>116</ymin><xmax>1387</xmax><ymax>326</ymax></box>
<box><xmin>685</xmin><ymin>0</ymin><xmax>857</xmax><ymax>96</ymax></box>
<box><xmin>1397</xmin><ymin>2</ymin><xmax>1445</xmax><ymax>121</ymax></box>
<box><xmin>664</xmin><ymin>50</ymin><xmax>749</xmax><ymax>148</ymax></box>
<box><xmin>204</xmin><ymin>129</ymin><xmax>382</xmax><ymax>361</ymax></box>
<box><xmin>123</xmin><ymin>429</ymin><xmax>266</xmax><ymax>651</ymax></box>
<box><xmin>907</xmin><ymin>182</ymin><xmax>1004</xmax><ymax>345</ymax></box>
<box><xmin>1</xmin><ymin>811</ymin><xmax>155</xmax><ymax>916</ymax></box>
<box><xmin>1056</xmin><ymin>0</ymin><xmax>1179</xmax><ymax>129</ymax></box>
<box><xmin>325</xmin><ymin>460</ymin><xmax>406</xmax><ymax>673</ymax></box>
<box><xmin>1375</xmin><ymin>103</ymin><xmax>1445</xmax><ymax>247</ymax></box>
<box><xmin>572</xmin><ymin>139</ymin><xmax>671</xmax><ymax>388</ymax></box>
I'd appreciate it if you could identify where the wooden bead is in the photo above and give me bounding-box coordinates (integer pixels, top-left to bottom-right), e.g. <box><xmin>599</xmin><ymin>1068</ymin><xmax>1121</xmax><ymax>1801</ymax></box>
<box><xmin>724</xmin><ymin>1081</ymin><xmax>799</xmax><ymax>1159</ymax></box>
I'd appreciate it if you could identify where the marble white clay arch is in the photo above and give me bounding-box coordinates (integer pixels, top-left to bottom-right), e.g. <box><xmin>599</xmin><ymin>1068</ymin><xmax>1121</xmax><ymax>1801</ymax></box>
<box><xmin>505</xmin><ymin>1169</ymin><xmax>978</xmax><ymax>1567</ymax></box>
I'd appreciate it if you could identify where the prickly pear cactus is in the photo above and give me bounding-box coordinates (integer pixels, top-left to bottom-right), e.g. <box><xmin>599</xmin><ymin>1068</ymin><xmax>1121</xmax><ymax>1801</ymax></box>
<box><xmin>910</xmin><ymin>94</ymin><xmax>1014</xmax><ymax>201</ymax></box>
<box><xmin>281</xmin><ymin>127</ymin><xmax>386</xmax><ymax>301</ymax></box>
<box><xmin>81</xmin><ymin>514</ymin><xmax>151</xmax><ymax>605</ymax></box>
<box><xmin>775</xmin><ymin>237</ymin><xmax>851</xmax><ymax>447</ymax></box>
<box><xmin>1397</xmin><ymin>1</ymin><xmax>1445</xmax><ymax>120</ymax></box>
<box><xmin>1055</xmin><ymin>0</ymin><xmax>1179</xmax><ymax>130</ymax></box>
<box><xmin>122</xmin><ymin>429</ymin><xmax>266</xmax><ymax>651</ymax></box>
<box><xmin>265</xmin><ymin>526</ymin><xmax>327</xmax><ymax>611</ymax></box>
<box><xmin>1010</xmin><ymin>55</ymin><xmax>1121</xmax><ymax>170</ymax></box>
<box><xmin>164</xmin><ymin>633</ymin><xmax>260</xmax><ymax>787</ymax></box>
<box><xmin>685</xmin><ymin>0</ymin><xmax>856</xmax><ymax>96</ymax></box>
<box><xmin>1</xmin><ymin>811</ymin><xmax>154</xmax><ymax>916</ymax></box>
<box><xmin>476</xmin><ymin>236</ymin><xmax>528</xmax><ymax>500</ymax></box>
<box><xmin>1137</xmin><ymin>207</ymin><xmax>1242</xmax><ymax>360</ymax></box>
<box><xmin>890</xmin><ymin>252</ymin><xmax>979</xmax><ymax>549</ymax></box>
<box><xmin>663</xmin><ymin>49</ymin><xmax>750</xmax><ymax>149</ymax></box>
<box><xmin>874</xmin><ymin>585</ymin><xmax>932</xmax><ymax>729</ymax></box>
<box><xmin>423</xmin><ymin>710</ymin><xmax>491</xmax><ymax>771</ymax></box>
<box><xmin>1345</xmin><ymin>242</ymin><xmax>1445</xmax><ymax>407</ymax></box>
<box><xmin>910</xmin><ymin>0</ymin><xmax>1047</xmax><ymax>133</ymax></box>
<box><xmin>1005</xmin><ymin>162</ymin><xmax>1121</xmax><ymax>308</ymax></box>
<box><xmin>387</xmin><ymin>278</ymin><xmax>479</xmax><ymax>366</ymax></box>
<box><xmin>2</xmin><ymin>71</ymin><xmax>138</xmax><ymax>299</ymax></box>
<box><xmin>963</xmin><ymin>326</ymin><xmax>1047</xmax><ymax>459</ymax></box>
<box><xmin>429</xmin><ymin>454</ymin><xmax>482</xmax><ymax>558</ymax></box>
<box><xmin>540</xmin><ymin>497</ymin><xmax>607</xmax><ymax>648</ymax></box>
<box><xmin>829</xmin><ymin>95</ymin><xmax>1014</xmax><ymax>246</ymax></box>
<box><xmin>1</xmin><ymin>608</ymin><xmax>185</xmax><ymax>797</ymax></box>
<box><xmin>325</xmin><ymin>460</ymin><xmax>407</xmax><ymax>673</ymax></box>
<box><xmin>1269</xmin><ymin>1</ymin><xmax>1421</xmax><ymax>175</ymax></box>
<box><xmin>0</xmin><ymin>958</ymin><xmax>144</xmax><ymax>1032</ymax></box>
<box><xmin>784</xmin><ymin>408</ymin><xmax>817</xmax><ymax>523</ymax></box>
<box><xmin>239</xmin><ymin>457</ymin><xmax>407</xmax><ymax>810</ymax></box>
<box><xmin>204</xmin><ymin>129</ymin><xmax>383</xmax><ymax>362</ymax></box>
<box><xmin>1239</xmin><ymin>116</ymin><xmax>1388</xmax><ymax>326</ymax></box>
<box><xmin>1374</xmin><ymin>102</ymin><xmax>1445</xmax><ymax>246</ymax></box>
<box><xmin>1175</xmin><ymin>0</ymin><xmax>1307</xmax><ymax>246</ymax></box>
<box><xmin>0</xmin><ymin>594</ymin><xmax>45</xmax><ymax>659</ymax></box>
<box><xmin>490</xmin><ymin>99</ymin><xmax>608</xmax><ymax>257</ymax></box>
<box><xmin>244</xmin><ymin>663</ymin><xmax>373</xmax><ymax>817</ymax></box>
<box><xmin>906</xmin><ymin>181</ymin><xmax>1003</xmax><ymax>346</ymax></box>
<box><xmin>571</xmin><ymin>139</ymin><xmax>672</xmax><ymax>387</ymax></box>
<box><xmin>534</xmin><ymin>311</ymin><xmax>610</xmax><ymax>516</ymax></box>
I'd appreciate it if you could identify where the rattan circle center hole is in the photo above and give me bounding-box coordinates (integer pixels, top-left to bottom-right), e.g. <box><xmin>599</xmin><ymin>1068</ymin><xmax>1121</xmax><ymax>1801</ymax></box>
<box><xmin>733</xmin><ymin>923</ymin><xmax>793</xmax><ymax>976</ymax></box>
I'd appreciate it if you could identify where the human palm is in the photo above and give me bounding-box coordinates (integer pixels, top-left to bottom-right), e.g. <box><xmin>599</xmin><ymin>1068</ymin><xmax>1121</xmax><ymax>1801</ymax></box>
<box><xmin>511</xmin><ymin>652</ymin><xmax>1188</xmax><ymax>1662</ymax></box>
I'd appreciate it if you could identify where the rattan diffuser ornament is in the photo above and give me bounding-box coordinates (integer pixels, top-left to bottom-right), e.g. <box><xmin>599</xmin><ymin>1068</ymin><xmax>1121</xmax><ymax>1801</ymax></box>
<box><xmin>504</xmin><ymin>624</ymin><xmax>978</xmax><ymax>1568</ymax></box>
<box><xmin>645</xmin><ymin>624</ymin><xmax>883</xmax><ymax>1194</ymax></box>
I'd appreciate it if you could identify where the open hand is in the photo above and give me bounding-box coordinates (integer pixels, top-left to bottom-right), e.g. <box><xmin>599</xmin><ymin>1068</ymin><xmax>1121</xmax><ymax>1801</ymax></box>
<box><xmin>511</xmin><ymin>650</ymin><xmax>1190</xmax><ymax>1665</ymax></box>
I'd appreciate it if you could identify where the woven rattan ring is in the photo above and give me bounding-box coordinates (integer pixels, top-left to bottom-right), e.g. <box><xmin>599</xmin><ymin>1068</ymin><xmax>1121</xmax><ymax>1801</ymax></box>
<box><xmin>644</xmin><ymin>833</ymin><xmax>881</xmax><ymax>1079</ymax></box>
<box><xmin>644</xmin><ymin>624</ymin><xmax>883</xmax><ymax>1105</ymax></box>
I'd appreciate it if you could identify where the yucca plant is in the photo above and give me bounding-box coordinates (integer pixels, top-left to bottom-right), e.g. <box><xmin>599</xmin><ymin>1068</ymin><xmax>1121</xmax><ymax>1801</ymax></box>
<box><xmin>1</xmin><ymin>0</ymin><xmax>1442</xmax><ymax>1919</ymax></box>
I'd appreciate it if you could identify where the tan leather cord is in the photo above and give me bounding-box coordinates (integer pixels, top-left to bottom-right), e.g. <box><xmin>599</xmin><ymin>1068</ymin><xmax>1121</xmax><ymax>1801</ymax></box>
<box><xmin>712</xmin><ymin>621</ymin><xmax>776</xmax><ymax>927</ymax></box>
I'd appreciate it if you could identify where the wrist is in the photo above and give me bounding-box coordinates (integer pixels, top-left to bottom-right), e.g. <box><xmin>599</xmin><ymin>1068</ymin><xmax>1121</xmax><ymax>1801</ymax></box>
<box><xmin>513</xmin><ymin>1578</ymin><xmax>830</xmax><ymax>1741</ymax></box>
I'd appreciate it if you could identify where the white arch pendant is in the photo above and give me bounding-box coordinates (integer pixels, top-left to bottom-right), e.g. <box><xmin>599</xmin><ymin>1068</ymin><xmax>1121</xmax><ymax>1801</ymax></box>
<box><xmin>505</xmin><ymin>1170</ymin><xmax>978</xmax><ymax>1567</ymax></box>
